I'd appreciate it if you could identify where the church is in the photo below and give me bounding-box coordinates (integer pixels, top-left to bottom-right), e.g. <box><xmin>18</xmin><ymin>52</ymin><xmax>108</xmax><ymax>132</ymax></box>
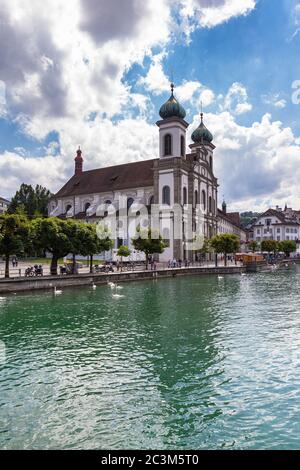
<box><xmin>49</xmin><ymin>84</ymin><xmax>219</xmax><ymax>262</ymax></box>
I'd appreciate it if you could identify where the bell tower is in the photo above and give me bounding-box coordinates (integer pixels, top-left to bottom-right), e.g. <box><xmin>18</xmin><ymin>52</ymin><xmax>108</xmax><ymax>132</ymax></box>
<box><xmin>74</xmin><ymin>146</ymin><xmax>83</xmax><ymax>176</ymax></box>
<box><xmin>156</xmin><ymin>83</ymin><xmax>188</xmax><ymax>160</ymax></box>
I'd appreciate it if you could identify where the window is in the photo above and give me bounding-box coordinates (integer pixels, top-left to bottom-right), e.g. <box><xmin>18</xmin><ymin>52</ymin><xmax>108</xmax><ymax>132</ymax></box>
<box><xmin>127</xmin><ymin>197</ymin><xmax>134</xmax><ymax>211</ymax></box>
<box><xmin>209</xmin><ymin>196</ymin><xmax>212</xmax><ymax>213</ymax></box>
<box><xmin>65</xmin><ymin>204</ymin><xmax>72</xmax><ymax>213</ymax></box>
<box><xmin>209</xmin><ymin>156</ymin><xmax>212</xmax><ymax>168</ymax></box>
<box><xmin>164</xmin><ymin>134</ymin><xmax>172</xmax><ymax>156</ymax></box>
<box><xmin>162</xmin><ymin>186</ymin><xmax>171</xmax><ymax>205</ymax></box>
<box><xmin>105</xmin><ymin>200</ymin><xmax>112</xmax><ymax>205</ymax></box>
<box><xmin>201</xmin><ymin>190</ymin><xmax>206</xmax><ymax>211</ymax></box>
<box><xmin>194</xmin><ymin>190</ymin><xmax>198</xmax><ymax>207</ymax></box>
<box><xmin>84</xmin><ymin>202</ymin><xmax>91</xmax><ymax>214</ymax></box>
<box><xmin>180</xmin><ymin>136</ymin><xmax>185</xmax><ymax>157</ymax></box>
<box><xmin>149</xmin><ymin>195</ymin><xmax>154</xmax><ymax>206</ymax></box>
<box><xmin>183</xmin><ymin>187</ymin><xmax>187</xmax><ymax>205</ymax></box>
<box><xmin>266</xmin><ymin>219</ymin><xmax>271</xmax><ymax>226</ymax></box>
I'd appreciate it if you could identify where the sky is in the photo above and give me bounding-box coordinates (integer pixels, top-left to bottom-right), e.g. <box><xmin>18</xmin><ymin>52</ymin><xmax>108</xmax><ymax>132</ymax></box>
<box><xmin>0</xmin><ymin>0</ymin><xmax>300</xmax><ymax>212</ymax></box>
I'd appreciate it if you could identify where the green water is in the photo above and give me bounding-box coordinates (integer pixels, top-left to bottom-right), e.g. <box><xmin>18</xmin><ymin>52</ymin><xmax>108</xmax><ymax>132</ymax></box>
<box><xmin>1</xmin><ymin>271</ymin><xmax>300</xmax><ymax>450</ymax></box>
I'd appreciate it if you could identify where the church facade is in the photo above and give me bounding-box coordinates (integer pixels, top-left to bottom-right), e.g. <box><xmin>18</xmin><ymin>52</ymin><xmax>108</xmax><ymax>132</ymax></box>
<box><xmin>49</xmin><ymin>84</ymin><xmax>218</xmax><ymax>262</ymax></box>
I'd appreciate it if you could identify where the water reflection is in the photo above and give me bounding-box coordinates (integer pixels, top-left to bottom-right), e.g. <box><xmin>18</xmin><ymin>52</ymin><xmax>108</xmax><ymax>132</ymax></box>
<box><xmin>1</xmin><ymin>272</ymin><xmax>300</xmax><ymax>449</ymax></box>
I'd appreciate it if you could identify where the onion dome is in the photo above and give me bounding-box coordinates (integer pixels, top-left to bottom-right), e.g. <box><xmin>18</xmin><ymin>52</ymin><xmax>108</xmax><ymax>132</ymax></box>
<box><xmin>191</xmin><ymin>113</ymin><xmax>213</xmax><ymax>144</ymax></box>
<box><xmin>159</xmin><ymin>83</ymin><xmax>186</xmax><ymax>120</ymax></box>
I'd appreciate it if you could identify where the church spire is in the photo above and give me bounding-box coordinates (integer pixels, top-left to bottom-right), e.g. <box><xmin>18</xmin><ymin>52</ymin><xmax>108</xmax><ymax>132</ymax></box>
<box><xmin>74</xmin><ymin>146</ymin><xmax>83</xmax><ymax>176</ymax></box>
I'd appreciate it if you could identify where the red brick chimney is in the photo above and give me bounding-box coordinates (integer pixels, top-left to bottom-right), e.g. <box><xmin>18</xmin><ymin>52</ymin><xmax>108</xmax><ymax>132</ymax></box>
<box><xmin>74</xmin><ymin>146</ymin><xmax>83</xmax><ymax>176</ymax></box>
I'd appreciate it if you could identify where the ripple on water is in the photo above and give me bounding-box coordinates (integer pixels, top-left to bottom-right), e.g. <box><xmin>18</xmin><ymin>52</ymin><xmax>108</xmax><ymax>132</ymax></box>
<box><xmin>1</xmin><ymin>272</ymin><xmax>300</xmax><ymax>449</ymax></box>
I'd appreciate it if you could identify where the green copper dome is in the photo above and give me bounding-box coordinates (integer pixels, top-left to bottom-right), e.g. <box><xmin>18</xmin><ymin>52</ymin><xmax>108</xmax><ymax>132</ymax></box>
<box><xmin>191</xmin><ymin>114</ymin><xmax>213</xmax><ymax>144</ymax></box>
<box><xmin>159</xmin><ymin>84</ymin><xmax>186</xmax><ymax>120</ymax></box>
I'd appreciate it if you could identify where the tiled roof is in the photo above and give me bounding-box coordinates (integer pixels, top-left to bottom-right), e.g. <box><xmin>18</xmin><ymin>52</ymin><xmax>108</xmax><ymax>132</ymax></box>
<box><xmin>54</xmin><ymin>159</ymin><xmax>157</xmax><ymax>198</ymax></box>
<box><xmin>218</xmin><ymin>209</ymin><xmax>244</xmax><ymax>230</ymax></box>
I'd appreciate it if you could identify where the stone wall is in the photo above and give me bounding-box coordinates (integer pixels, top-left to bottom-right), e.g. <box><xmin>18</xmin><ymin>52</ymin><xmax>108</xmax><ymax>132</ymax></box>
<box><xmin>0</xmin><ymin>266</ymin><xmax>245</xmax><ymax>294</ymax></box>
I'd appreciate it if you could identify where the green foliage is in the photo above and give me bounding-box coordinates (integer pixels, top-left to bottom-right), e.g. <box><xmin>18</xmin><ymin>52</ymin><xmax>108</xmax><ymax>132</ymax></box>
<box><xmin>31</xmin><ymin>218</ymin><xmax>113</xmax><ymax>275</ymax></box>
<box><xmin>240</xmin><ymin>212</ymin><xmax>260</xmax><ymax>227</ymax></box>
<box><xmin>132</xmin><ymin>228</ymin><xmax>165</xmax><ymax>269</ymax></box>
<box><xmin>261</xmin><ymin>240</ymin><xmax>278</xmax><ymax>253</ymax></box>
<box><xmin>117</xmin><ymin>245</ymin><xmax>131</xmax><ymax>258</ymax></box>
<box><xmin>31</xmin><ymin>218</ymin><xmax>74</xmax><ymax>275</ymax></box>
<box><xmin>278</xmin><ymin>240</ymin><xmax>297</xmax><ymax>257</ymax></box>
<box><xmin>210</xmin><ymin>233</ymin><xmax>240</xmax><ymax>266</ymax></box>
<box><xmin>0</xmin><ymin>214</ymin><xmax>30</xmax><ymax>278</ymax></box>
<box><xmin>249</xmin><ymin>241</ymin><xmax>259</xmax><ymax>252</ymax></box>
<box><xmin>8</xmin><ymin>184</ymin><xmax>52</xmax><ymax>218</ymax></box>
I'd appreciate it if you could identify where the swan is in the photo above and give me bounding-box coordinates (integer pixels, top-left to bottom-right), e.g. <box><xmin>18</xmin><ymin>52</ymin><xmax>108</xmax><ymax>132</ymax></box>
<box><xmin>92</xmin><ymin>283</ymin><xmax>97</xmax><ymax>290</ymax></box>
<box><xmin>112</xmin><ymin>293</ymin><xmax>124</xmax><ymax>299</ymax></box>
<box><xmin>54</xmin><ymin>286</ymin><xmax>62</xmax><ymax>295</ymax></box>
<box><xmin>218</xmin><ymin>275</ymin><xmax>224</xmax><ymax>280</ymax></box>
<box><xmin>107</xmin><ymin>281</ymin><xmax>116</xmax><ymax>288</ymax></box>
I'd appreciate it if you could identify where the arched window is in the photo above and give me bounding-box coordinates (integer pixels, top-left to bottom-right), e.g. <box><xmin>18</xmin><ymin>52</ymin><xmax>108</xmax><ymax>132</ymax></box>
<box><xmin>162</xmin><ymin>186</ymin><xmax>171</xmax><ymax>205</ymax></box>
<box><xmin>209</xmin><ymin>196</ymin><xmax>212</xmax><ymax>213</ymax></box>
<box><xmin>194</xmin><ymin>190</ymin><xmax>198</xmax><ymax>207</ymax></box>
<box><xmin>84</xmin><ymin>202</ymin><xmax>91</xmax><ymax>214</ymax></box>
<box><xmin>183</xmin><ymin>187</ymin><xmax>187</xmax><ymax>205</ymax></box>
<box><xmin>180</xmin><ymin>135</ymin><xmax>185</xmax><ymax>157</ymax></box>
<box><xmin>209</xmin><ymin>156</ymin><xmax>213</xmax><ymax>168</ymax></box>
<box><xmin>164</xmin><ymin>134</ymin><xmax>172</xmax><ymax>156</ymax></box>
<box><xmin>127</xmin><ymin>197</ymin><xmax>134</xmax><ymax>211</ymax></box>
<box><xmin>149</xmin><ymin>195</ymin><xmax>154</xmax><ymax>206</ymax></box>
<box><xmin>65</xmin><ymin>204</ymin><xmax>72</xmax><ymax>213</ymax></box>
<box><xmin>201</xmin><ymin>190</ymin><xmax>206</xmax><ymax>211</ymax></box>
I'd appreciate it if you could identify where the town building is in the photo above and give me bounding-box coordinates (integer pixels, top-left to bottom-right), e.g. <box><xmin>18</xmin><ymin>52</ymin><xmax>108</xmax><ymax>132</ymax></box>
<box><xmin>49</xmin><ymin>84</ymin><xmax>219</xmax><ymax>262</ymax></box>
<box><xmin>0</xmin><ymin>197</ymin><xmax>9</xmax><ymax>215</ymax></box>
<box><xmin>218</xmin><ymin>200</ymin><xmax>247</xmax><ymax>250</ymax></box>
<box><xmin>252</xmin><ymin>208</ymin><xmax>300</xmax><ymax>248</ymax></box>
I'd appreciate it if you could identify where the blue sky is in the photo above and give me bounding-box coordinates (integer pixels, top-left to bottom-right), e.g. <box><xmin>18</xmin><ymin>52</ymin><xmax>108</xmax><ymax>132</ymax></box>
<box><xmin>0</xmin><ymin>0</ymin><xmax>300</xmax><ymax>211</ymax></box>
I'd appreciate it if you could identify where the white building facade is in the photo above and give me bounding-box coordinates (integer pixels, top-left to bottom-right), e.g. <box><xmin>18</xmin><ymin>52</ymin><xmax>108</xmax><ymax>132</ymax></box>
<box><xmin>0</xmin><ymin>197</ymin><xmax>9</xmax><ymax>215</ymax></box>
<box><xmin>49</xmin><ymin>84</ymin><xmax>219</xmax><ymax>262</ymax></box>
<box><xmin>252</xmin><ymin>209</ymin><xmax>300</xmax><ymax>251</ymax></box>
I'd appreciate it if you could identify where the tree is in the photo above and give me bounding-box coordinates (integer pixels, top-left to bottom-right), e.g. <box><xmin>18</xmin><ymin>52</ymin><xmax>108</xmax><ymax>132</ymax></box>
<box><xmin>261</xmin><ymin>240</ymin><xmax>278</xmax><ymax>255</ymax></box>
<box><xmin>8</xmin><ymin>184</ymin><xmax>52</xmax><ymax>218</ymax></box>
<box><xmin>132</xmin><ymin>228</ymin><xmax>165</xmax><ymax>270</ymax></box>
<box><xmin>117</xmin><ymin>245</ymin><xmax>131</xmax><ymax>271</ymax></box>
<box><xmin>32</xmin><ymin>218</ymin><xmax>74</xmax><ymax>275</ymax></box>
<box><xmin>0</xmin><ymin>214</ymin><xmax>30</xmax><ymax>278</ymax></box>
<box><xmin>249</xmin><ymin>241</ymin><xmax>259</xmax><ymax>253</ymax></box>
<box><xmin>75</xmin><ymin>222</ymin><xmax>113</xmax><ymax>273</ymax></box>
<box><xmin>210</xmin><ymin>233</ymin><xmax>240</xmax><ymax>267</ymax></box>
<box><xmin>278</xmin><ymin>240</ymin><xmax>297</xmax><ymax>258</ymax></box>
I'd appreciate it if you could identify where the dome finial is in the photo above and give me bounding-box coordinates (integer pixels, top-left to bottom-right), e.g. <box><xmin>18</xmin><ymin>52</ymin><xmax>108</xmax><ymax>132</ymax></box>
<box><xmin>191</xmin><ymin>106</ymin><xmax>213</xmax><ymax>144</ymax></box>
<box><xmin>159</xmin><ymin>78</ymin><xmax>186</xmax><ymax>120</ymax></box>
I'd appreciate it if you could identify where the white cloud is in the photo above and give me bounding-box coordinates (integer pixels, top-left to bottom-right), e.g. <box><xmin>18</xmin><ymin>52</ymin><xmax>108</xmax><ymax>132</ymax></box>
<box><xmin>262</xmin><ymin>93</ymin><xmax>287</xmax><ymax>109</ymax></box>
<box><xmin>0</xmin><ymin>81</ymin><xmax>6</xmax><ymax>117</ymax></box>
<box><xmin>178</xmin><ymin>0</ymin><xmax>256</xmax><ymax>32</ymax></box>
<box><xmin>221</xmin><ymin>82</ymin><xmax>252</xmax><ymax>115</ymax></box>
<box><xmin>199</xmin><ymin>88</ymin><xmax>215</xmax><ymax>107</ymax></box>
<box><xmin>192</xmin><ymin>111</ymin><xmax>300</xmax><ymax>210</ymax></box>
